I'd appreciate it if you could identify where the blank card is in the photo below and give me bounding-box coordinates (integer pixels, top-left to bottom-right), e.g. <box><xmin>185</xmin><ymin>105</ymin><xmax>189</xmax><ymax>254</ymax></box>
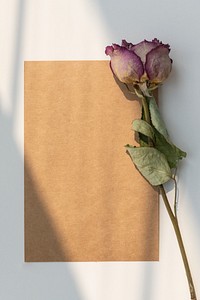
<box><xmin>24</xmin><ymin>61</ymin><xmax>158</xmax><ymax>262</ymax></box>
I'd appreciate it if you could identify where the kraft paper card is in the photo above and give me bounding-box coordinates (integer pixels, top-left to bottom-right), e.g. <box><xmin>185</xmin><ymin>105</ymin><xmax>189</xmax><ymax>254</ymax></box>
<box><xmin>24</xmin><ymin>61</ymin><xmax>159</xmax><ymax>262</ymax></box>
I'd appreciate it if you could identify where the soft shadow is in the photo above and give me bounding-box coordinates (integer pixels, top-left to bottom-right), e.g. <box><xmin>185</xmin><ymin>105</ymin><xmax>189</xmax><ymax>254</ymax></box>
<box><xmin>0</xmin><ymin>0</ymin><xmax>84</xmax><ymax>298</ymax></box>
<box><xmin>0</xmin><ymin>103</ymin><xmax>84</xmax><ymax>299</ymax></box>
<box><xmin>113</xmin><ymin>75</ymin><xmax>139</xmax><ymax>101</ymax></box>
<box><xmin>24</xmin><ymin>162</ymin><xmax>71</xmax><ymax>262</ymax></box>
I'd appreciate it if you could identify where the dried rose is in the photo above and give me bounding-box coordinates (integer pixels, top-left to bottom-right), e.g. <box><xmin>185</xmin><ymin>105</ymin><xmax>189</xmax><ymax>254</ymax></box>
<box><xmin>105</xmin><ymin>39</ymin><xmax>172</xmax><ymax>85</ymax></box>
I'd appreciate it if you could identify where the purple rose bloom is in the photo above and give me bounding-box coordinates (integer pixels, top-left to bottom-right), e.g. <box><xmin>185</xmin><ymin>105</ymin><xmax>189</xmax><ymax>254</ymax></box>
<box><xmin>105</xmin><ymin>39</ymin><xmax>172</xmax><ymax>85</ymax></box>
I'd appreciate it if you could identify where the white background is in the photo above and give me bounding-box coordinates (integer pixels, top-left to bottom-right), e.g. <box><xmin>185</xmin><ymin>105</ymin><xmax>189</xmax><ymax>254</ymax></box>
<box><xmin>0</xmin><ymin>0</ymin><xmax>200</xmax><ymax>299</ymax></box>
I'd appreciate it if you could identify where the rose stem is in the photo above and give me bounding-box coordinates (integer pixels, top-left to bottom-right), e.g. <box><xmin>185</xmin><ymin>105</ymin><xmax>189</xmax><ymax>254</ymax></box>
<box><xmin>141</xmin><ymin>97</ymin><xmax>151</xmax><ymax>124</ymax></box>
<box><xmin>141</xmin><ymin>96</ymin><xmax>154</xmax><ymax>146</ymax></box>
<box><xmin>141</xmin><ymin>95</ymin><xmax>197</xmax><ymax>300</ymax></box>
<box><xmin>160</xmin><ymin>185</ymin><xmax>197</xmax><ymax>300</ymax></box>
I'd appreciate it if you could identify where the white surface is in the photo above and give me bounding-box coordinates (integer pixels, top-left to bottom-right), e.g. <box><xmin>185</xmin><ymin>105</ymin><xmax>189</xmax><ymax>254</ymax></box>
<box><xmin>0</xmin><ymin>0</ymin><xmax>200</xmax><ymax>299</ymax></box>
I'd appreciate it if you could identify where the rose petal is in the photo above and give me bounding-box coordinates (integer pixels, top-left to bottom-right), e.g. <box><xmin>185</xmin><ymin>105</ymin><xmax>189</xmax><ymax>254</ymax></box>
<box><xmin>152</xmin><ymin>38</ymin><xmax>170</xmax><ymax>50</ymax></box>
<box><xmin>121</xmin><ymin>39</ymin><xmax>134</xmax><ymax>50</ymax></box>
<box><xmin>145</xmin><ymin>45</ymin><xmax>172</xmax><ymax>83</ymax></box>
<box><xmin>105</xmin><ymin>45</ymin><xmax>114</xmax><ymax>56</ymax></box>
<box><xmin>112</xmin><ymin>43</ymin><xmax>121</xmax><ymax>50</ymax></box>
<box><xmin>131</xmin><ymin>40</ymin><xmax>158</xmax><ymax>63</ymax></box>
<box><xmin>110</xmin><ymin>47</ymin><xmax>144</xmax><ymax>83</ymax></box>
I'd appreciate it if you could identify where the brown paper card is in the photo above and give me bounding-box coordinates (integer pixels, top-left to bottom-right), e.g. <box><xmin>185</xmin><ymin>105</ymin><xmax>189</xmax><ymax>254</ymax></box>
<box><xmin>24</xmin><ymin>61</ymin><xmax>159</xmax><ymax>262</ymax></box>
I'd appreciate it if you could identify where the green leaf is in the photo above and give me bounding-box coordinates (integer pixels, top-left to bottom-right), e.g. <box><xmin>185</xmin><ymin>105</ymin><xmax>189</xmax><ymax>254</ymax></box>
<box><xmin>154</xmin><ymin>129</ymin><xmax>187</xmax><ymax>169</ymax></box>
<box><xmin>149</xmin><ymin>97</ymin><xmax>169</xmax><ymax>141</ymax></box>
<box><xmin>125</xmin><ymin>145</ymin><xmax>172</xmax><ymax>186</ymax></box>
<box><xmin>132</xmin><ymin>119</ymin><xmax>155</xmax><ymax>142</ymax></box>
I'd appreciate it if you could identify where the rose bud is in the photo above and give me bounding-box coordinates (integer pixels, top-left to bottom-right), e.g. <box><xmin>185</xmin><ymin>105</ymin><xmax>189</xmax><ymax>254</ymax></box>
<box><xmin>105</xmin><ymin>39</ymin><xmax>172</xmax><ymax>85</ymax></box>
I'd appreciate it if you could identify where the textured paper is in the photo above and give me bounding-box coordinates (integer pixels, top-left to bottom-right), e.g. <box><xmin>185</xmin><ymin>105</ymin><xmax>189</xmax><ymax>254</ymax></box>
<box><xmin>24</xmin><ymin>61</ymin><xmax>159</xmax><ymax>262</ymax></box>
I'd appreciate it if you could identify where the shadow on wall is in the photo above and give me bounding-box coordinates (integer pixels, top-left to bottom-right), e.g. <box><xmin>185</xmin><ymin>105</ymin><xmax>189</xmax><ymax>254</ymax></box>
<box><xmin>0</xmin><ymin>0</ymin><xmax>83</xmax><ymax>299</ymax></box>
<box><xmin>0</xmin><ymin>106</ymin><xmax>83</xmax><ymax>299</ymax></box>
